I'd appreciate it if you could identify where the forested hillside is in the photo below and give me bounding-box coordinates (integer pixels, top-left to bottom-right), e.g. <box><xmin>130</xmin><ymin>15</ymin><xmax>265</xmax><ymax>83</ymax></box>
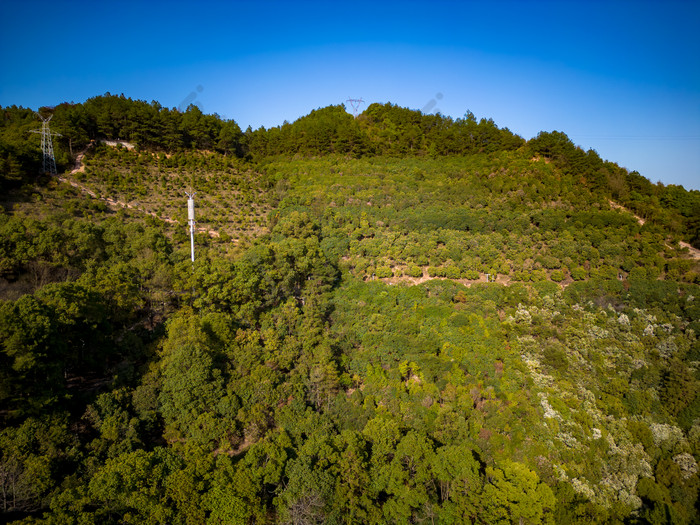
<box><xmin>1</xmin><ymin>94</ymin><xmax>699</xmax><ymax>524</ymax></box>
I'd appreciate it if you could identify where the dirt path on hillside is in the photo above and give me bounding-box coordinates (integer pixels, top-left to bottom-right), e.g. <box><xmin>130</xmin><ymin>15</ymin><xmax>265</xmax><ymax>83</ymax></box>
<box><xmin>609</xmin><ymin>200</ymin><xmax>700</xmax><ymax>259</ymax></box>
<box><xmin>101</xmin><ymin>139</ymin><xmax>136</xmax><ymax>150</ymax></box>
<box><xmin>384</xmin><ymin>272</ymin><xmax>512</xmax><ymax>287</ymax></box>
<box><xmin>378</xmin><ymin>270</ymin><xmax>574</xmax><ymax>288</ymax></box>
<box><xmin>609</xmin><ymin>200</ymin><xmax>645</xmax><ymax>226</ymax></box>
<box><xmin>59</xmin><ymin>144</ymin><xmax>221</xmax><ymax>238</ymax></box>
<box><xmin>679</xmin><ymin>241</ymin><xmax>700</xmax><ymax>260</ymax></box>
<box><xmin>70</xmin><ymin>146</ymin><xmax>90</xmax><ymax>175</ymax></box>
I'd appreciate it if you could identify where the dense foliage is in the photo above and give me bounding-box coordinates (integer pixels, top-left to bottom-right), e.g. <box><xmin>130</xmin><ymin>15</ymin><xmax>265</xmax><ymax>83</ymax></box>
<box><xmin>1</xmin><ymin>96</ymin><xmax>699</xmax><ymax>524</ymax></box>
<box><xmin>3</xmin><ymin>95</ymin><xmax>698</xmax><ymax>248</ymax></box>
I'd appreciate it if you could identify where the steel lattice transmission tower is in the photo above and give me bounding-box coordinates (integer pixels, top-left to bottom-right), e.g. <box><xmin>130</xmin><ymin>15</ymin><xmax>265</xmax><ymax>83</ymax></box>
<box><xmin>29</xmin><ymin>114</ymin><xmax>62</xmax><ymax>176</ymax></box>
<box><xmin>346</xmin><ymin>98</ymin><xmax>364</xmax><ymax>118</ymax></box>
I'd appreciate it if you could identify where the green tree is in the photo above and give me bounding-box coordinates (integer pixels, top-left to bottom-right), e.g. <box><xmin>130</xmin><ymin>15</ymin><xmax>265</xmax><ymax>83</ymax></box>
<box><xmin>433</xmin><ymin>444</ymin><xmax>483</xmax><ymax>522</ymax></box>
<box><xmin>157</xmin><ymin>311</ymin><xmax>237</xmax><ymax>446</ymax></box>
<box><xmin>87</xmin><ymin>448</ymin><xmax>178</xmax><ymax>523</ymax></box>
<box><xmin>480</xmin><ymin>460</ymin><xmax>556</xmax><ymax>524</ymax></box>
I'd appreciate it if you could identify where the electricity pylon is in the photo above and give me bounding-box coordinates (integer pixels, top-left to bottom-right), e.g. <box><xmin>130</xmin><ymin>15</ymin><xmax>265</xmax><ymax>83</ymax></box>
<box><xmin>29</xmin><ymin>114</ymin><xmax>61</xmax><ymax>176</ymax></box>
<box><xmin>346</xmin><ymin>98</ymin><xmax>364</xmax><ymax>118</ymax></box>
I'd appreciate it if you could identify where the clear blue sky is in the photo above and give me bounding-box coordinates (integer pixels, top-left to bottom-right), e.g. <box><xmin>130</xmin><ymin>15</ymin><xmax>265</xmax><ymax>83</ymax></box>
<box><xmin>2</xmin><ymin>0</ymin><xmax>699</xmax><ymax>190</ymax></box>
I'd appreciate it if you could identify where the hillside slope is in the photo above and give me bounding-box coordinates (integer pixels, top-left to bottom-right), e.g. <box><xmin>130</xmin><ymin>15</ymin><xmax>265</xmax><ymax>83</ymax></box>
<box><xmin>0</xmin><ymin>98</ymin><xmax>698</xmax><ymax>524</ymax></box>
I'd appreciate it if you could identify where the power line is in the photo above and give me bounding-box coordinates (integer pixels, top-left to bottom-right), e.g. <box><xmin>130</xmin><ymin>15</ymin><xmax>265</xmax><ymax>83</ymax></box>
<box><xmin>569</xmin><ymin>135</ymin><xmax>700</xmax><ymax>141</ymax></box>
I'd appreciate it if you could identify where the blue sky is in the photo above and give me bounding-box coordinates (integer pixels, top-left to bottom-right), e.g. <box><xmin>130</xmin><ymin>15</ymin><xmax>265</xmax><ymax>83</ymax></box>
<box><xmin>1</xmin><ymin>0</ymin><xmax>699</xmax><ymax>190</ymax></box>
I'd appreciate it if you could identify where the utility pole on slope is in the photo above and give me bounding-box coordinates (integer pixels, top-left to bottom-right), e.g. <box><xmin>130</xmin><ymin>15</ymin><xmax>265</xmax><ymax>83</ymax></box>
<box><xmin>186</xmin><ymin>192</ymin><xmax>196</xmax><ymax>263</ymax></box>
<box><xmin>29</xmin><ymin>113</ymin><xmax>62</xmax><ymax>176</ymax></box>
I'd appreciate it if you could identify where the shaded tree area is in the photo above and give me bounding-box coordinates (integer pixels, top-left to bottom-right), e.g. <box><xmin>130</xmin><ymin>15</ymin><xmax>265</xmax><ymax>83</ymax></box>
<box><xmin>0</xmin><ymin>107</ymin><xmax>51</xmax><ymax>192</ymax></box>
<box><xmin>244</xmin><ymin>103</ymin><xmax>525</xmax><ymax>159</ymax></box>
<box><xmin>245</xmin><ymin>105</ymin><xmax>371</xmax><ymax>158</ymax></box>
<box><xmin>67</xmin><ymin>94</ymin><xmax>245</xmax><ymax>155</ymax></box>
<box><xmin>359</xmin><ymin>104</ymin><xmax>524</xmax><ymax>156</ymax></box>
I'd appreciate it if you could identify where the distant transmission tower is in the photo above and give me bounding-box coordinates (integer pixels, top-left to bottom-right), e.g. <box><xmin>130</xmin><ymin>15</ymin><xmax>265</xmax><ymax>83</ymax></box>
<box><xmin>186</xmin><ymin>192</ymin><xmax>196</xmax><ymax>263</ymax></box>
<box><xmin>29</xmin><ymin>113</ymin><xmax>61</xmax><ymax>176</ymax></box>
<box><xmin>346</xmin><ymin>98</ymin><xmax>364</xmax><ymax>118</ymax></box>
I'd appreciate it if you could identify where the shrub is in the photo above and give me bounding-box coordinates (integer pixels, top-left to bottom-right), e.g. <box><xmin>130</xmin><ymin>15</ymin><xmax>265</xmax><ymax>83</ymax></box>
<box><xmin>428</xmin><ymin>266</ymin><xmax>445</xmax><ymax>277</ymax></box>
<box><xmin>550</xmin><ymin>269</ymin><xmax>565</xmax><ymax>282</ymax></box>
<box><xmin>513</xmin><ymin>270</ymin><xmax>530</xmax><ymax>282</ymax></box>
<box><xmin>375</xmin><ymin>266</ymin><xmax>393</xmax><ymax>278</ymax></box>
<box><xmin>531</xmin><ymin>269</ymin><xmax>548</xmax><ymax>282</ymax></box>
<box><xmin>570</xmin><ymin>266</ymin><xmax>587</xmax><ymax>280</ymax></box>
<box><xmin>445</xmin><ymin>265</ymin><xmax>462</xmax><ymax>279</ymax></box>
<box><xmin>406</xmin><ymin>265</ymin><xmax>423</xmax><ymax>278</ymax></box>
<box><xmin>463</xmin><ymin>269</ymin><xmax>480</xmax><ymax>280</ymax></box>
